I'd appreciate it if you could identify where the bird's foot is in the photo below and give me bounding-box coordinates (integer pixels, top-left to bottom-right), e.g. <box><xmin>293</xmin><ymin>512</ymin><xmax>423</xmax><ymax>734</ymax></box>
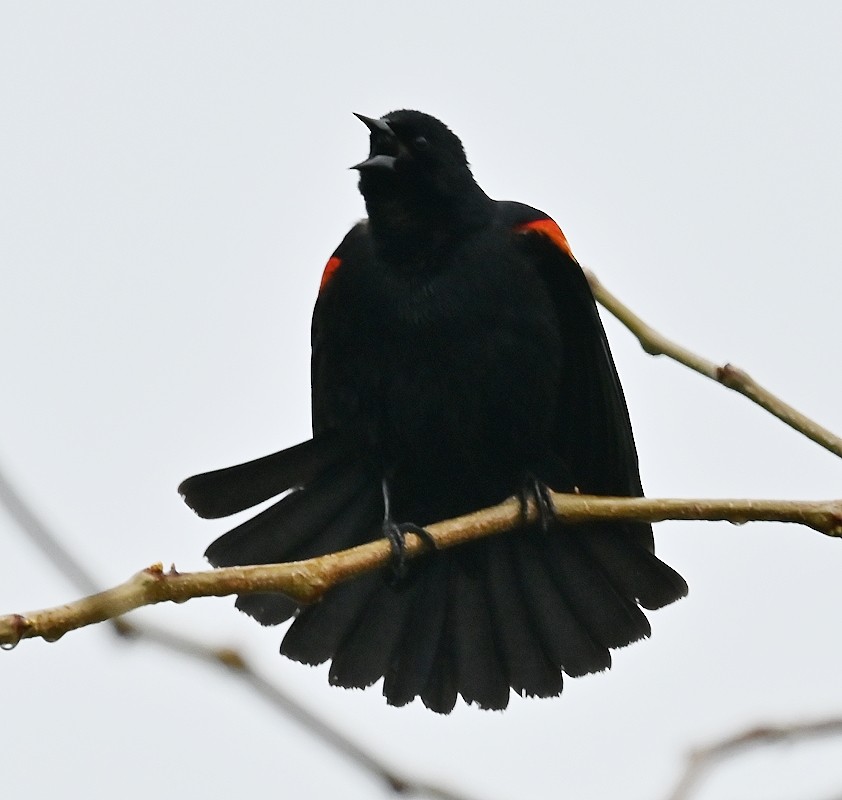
<box><xmin>519</xmin><ymin>476</ymin><xmax>556</xmax><ymax>532</ymax></box>
<box><xmin>380</xmin><ymin>478</ymin><xmax>436</xmax><ymax>577</ymax></box>
<box><xmin>383</xmin><ymin>520</ymin><xmax>436</xmax><ymax>578</ymax></box>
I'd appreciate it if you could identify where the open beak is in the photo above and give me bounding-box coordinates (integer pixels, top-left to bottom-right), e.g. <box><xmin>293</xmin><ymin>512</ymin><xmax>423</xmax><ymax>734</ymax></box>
<box><xmin>351</xmin><ymin>112</ymin><xmax>399</xmax><ymax>171</ymax></box>
<box><xmin>353</xmin><ymin>113</ymin><xmax>393</xmax><ymax>135</ymax></box>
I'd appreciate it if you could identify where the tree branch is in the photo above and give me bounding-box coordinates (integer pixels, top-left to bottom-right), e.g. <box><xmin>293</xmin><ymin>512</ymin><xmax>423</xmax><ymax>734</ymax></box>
<box><xmin>665</xmin><ymin>717</ymin><xmax>842</xmax><ymax>800</ymax></box>
<box><xmin>586</xmin><ymin>270</ymin><xmax>842</xmax><ymax>460</ymax></box>
<box><xmin>0</xmin><ymin>464</ymin><xmax>481</xmax><ymax>800</ymax></box>
<box><xmin>123</xmin><ymin>621</ymin><xmax>479</xmax><ymax>800</ymax></box>
<box><xmin>3</xmin><ymin>491</ymin><xmax>842</xmax><ymax>648</ymax></box>
<box><xmin>4</xmin><ymin>272</ymin><xmax>842</xmax><ymax>798</ymax></box>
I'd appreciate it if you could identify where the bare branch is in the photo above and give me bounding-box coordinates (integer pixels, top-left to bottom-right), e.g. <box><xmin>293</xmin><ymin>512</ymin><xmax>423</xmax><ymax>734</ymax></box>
<box><xmin>120</xmin><ymin>620</ymin><xmax>478</xmax><ymax>800</ymax></box>
<box><xmin>0</xmin><ymin>460</ymin><xmax>102</xmax><ymax>597</ymax></box>
<box><xmin>586</xmin><ymin>270</ymin><xmax>842</xmax><ymax>460</ymax></box>
<box><xmin>666</xmin><ymin>718</ymin><xmax>842</xmax><ymax>800</ymax></box>
<box><xmin>0</xmin><ymin>465</ymin><xmax>481</xmax><ymax>800</ymax></box>
<box><xmin>3</xmin><ymin>491</ymin><xmax>842</xmax><ymax>649</ymax></box>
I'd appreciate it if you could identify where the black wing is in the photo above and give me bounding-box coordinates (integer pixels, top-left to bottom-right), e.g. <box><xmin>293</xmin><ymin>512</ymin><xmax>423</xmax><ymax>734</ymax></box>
<box><xmin>500</xmin><ymin>201</ymin><xmax>654</xmax><ymax>552</ymax></box>
<box><xmin>310</xmin><ymin>220</ymin><xmax>376</xmax><ymax>437</ymax></box>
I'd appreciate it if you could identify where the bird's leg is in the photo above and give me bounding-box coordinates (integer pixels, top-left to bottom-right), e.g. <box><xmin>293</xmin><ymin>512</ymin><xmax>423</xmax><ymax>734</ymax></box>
<box><xmin>381</xmin><ymin>478</ymin><xmax>436</xmax><ymax>577</ymax></box>
<box><xmin>519</xmin><ymin>474</ymin><xmax>557</xmax><ymax>532</ymax></box>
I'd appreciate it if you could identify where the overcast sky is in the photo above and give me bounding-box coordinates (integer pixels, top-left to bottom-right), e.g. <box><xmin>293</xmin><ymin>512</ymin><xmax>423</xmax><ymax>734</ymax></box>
<box><xmin>2</xmin><ymin>3</ymin><xmax>842</xmax><ymax>799</ymax></box>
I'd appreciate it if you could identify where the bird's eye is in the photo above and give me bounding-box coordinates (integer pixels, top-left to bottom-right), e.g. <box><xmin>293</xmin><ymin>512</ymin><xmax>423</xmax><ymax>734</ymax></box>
<box><xmin>413</xmin><ymin>136</ymin><xmax>429</xmax><ymax>151</ymax></box>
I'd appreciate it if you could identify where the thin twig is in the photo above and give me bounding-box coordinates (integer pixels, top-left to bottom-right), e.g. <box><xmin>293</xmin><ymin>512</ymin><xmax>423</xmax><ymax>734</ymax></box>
<box><xmin>666</xmin><ymin>718</ymin><xmax>842</xmax><ymax>800</ymax></box>
<box><xmin>0</xmin><ymin>463</ymin><xmax>102</xmax><ymax>597</ymax></box>
<box><xmin>125</xmin><ymin>621</ymin><xmax>476</xmax><ymax>800</ymax></box>
<box><xmin>586</xmin><ymin>270</ymin><xmax>842</xmax><ymax>460</ymax></box>
<box><xmin>0</xmin><ymin>464</ymin><xmax>480</xmax><ymax>800</ymax></box>
<box><xmin>3</xmin><ymin>491</ymin><xmax>842</xmax><ymax>648</ymax></box>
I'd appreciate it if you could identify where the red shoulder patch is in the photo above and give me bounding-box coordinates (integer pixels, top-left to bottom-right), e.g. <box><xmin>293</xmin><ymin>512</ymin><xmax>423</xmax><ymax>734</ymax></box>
<box><xmin>319</xmin><ymin>255</ymin><xmax>342</xmax><ymax>291</ymax></box>
<box><xmin>514</xmin><ymin>218</ymin><xmax>574</xmax><ymax>259</ymax></box>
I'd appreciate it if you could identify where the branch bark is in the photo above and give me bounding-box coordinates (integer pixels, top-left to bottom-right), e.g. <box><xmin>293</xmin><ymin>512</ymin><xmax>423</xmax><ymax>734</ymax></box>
<box><xmin>0</xmin><ymin>464</ymin><xmax>481</xmax><ymax>800</ymax></box>
<box><xmin>3</xmin><ymin>491</ymin><xmax>842</xmax><ymax>648</ymax></box>
<box><xmin>666</xmin><ymin>718</ymin><xmax>842</xmax><ymax>800</ymax></box>
<box><xmin>585</xmin><ymin>270</ymin><xmax>842</xmax><ymax>460</ymax></box>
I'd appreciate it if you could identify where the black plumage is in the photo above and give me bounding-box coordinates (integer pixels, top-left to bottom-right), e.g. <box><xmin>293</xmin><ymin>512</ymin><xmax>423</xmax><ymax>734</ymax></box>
<box><xmin>179</xmin><ymin>109</ymin><xmax>687</xmax><ymax>713</ymax></box>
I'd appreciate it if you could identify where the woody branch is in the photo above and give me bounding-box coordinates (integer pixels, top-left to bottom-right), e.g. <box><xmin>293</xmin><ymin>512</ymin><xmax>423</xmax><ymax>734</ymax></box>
<box><xmin>3</xmin><ymin>491</ymin><xmax>842</xmax><ymax>649</ymax></box>
<box><xmin>585</xmin><ymin>270</ymin><xmax>842</xmax><ymax>460</ymax></box>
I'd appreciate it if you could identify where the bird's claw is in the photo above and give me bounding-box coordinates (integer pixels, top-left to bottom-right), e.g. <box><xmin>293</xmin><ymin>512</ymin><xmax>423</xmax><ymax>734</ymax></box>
<box><xmin>383</xmin><ymin>521</ymin><xmax>436</xmax><ymax>578</ymax></box>
<box><xmin>519</xmin><ymin>476</ymin><xmax>556</xmax><ymax>532</ymax></box>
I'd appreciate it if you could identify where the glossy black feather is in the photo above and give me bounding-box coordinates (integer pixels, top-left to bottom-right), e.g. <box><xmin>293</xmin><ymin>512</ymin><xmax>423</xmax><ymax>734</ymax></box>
<box><xmin>179</xmin><ymin>430</ymin><xmax>356</xmax><ymax>519</ymax></box>
<box><xmin>485</xmin><ymin>537</ymin><xmax>563</xmax><ymax>698</ymax></box>
<box><xmin>383</xmin><ymin>557</ymin><xmax>450</xmax><ymax>707</ymax></box>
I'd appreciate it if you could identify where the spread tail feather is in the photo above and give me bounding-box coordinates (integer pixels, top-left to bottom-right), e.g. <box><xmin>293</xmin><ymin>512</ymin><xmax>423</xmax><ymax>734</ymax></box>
<box><xmin>232</xmin><ymin>477</ymin><xmax>382</xmax><ymax>625</ymax></box>
<box><xmin>577</xmin><ymin>529</ymin><xmax>688</xmax><ymax>610</ymax></box>
<box><xmin>179</xmin><ymin>430</ymin><xmax>357</xmax><ymax>519</ymax></box>
<box><xmin>279</xmin><ymin>522</ymin><xmax>685</xmax><ymax>713</ymax></box>
<box><xmin>181</xmin><ymin>430</ymin><xmax>381</xmax><ymax>626</ymax></box>
<box><xmin>182</xmin><ymin>430</ymin><xmax>686</xmax><ymax>712</ymax></box>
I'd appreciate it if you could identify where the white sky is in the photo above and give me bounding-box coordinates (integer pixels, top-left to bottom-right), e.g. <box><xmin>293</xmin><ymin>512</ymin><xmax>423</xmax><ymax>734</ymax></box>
<box><xmin>2</xmin><ymin>3</ymin><xmax>842</xmax><ymax>799</ymax></box>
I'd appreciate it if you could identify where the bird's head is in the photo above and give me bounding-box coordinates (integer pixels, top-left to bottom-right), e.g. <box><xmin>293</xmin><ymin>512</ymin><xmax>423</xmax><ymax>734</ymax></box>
<box><xmin>352</xmin><ymin>110</ymin><xmax>486</xmax><ymax>224</ymax></box>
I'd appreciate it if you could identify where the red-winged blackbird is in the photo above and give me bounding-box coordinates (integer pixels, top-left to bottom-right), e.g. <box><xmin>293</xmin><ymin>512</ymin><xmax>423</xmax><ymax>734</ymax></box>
<box><xmin>179</xmin><ymin>110</ymin><xmax>687</xmax><ymax>713</ymax></box>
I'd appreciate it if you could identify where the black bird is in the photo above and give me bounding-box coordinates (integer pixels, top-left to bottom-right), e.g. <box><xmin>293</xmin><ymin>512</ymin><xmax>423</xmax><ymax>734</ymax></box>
<box><xmin>179</xmin><ymin>110</ymin><xmax>687</xmax><ymax>713</ymax></box>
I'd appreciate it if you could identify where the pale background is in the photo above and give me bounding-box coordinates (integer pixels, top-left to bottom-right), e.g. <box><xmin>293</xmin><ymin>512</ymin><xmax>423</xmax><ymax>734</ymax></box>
<box><xmin>2</xmin><ymin>3</ymin><xmax>842</xmax><ymax>798</ymax></box>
